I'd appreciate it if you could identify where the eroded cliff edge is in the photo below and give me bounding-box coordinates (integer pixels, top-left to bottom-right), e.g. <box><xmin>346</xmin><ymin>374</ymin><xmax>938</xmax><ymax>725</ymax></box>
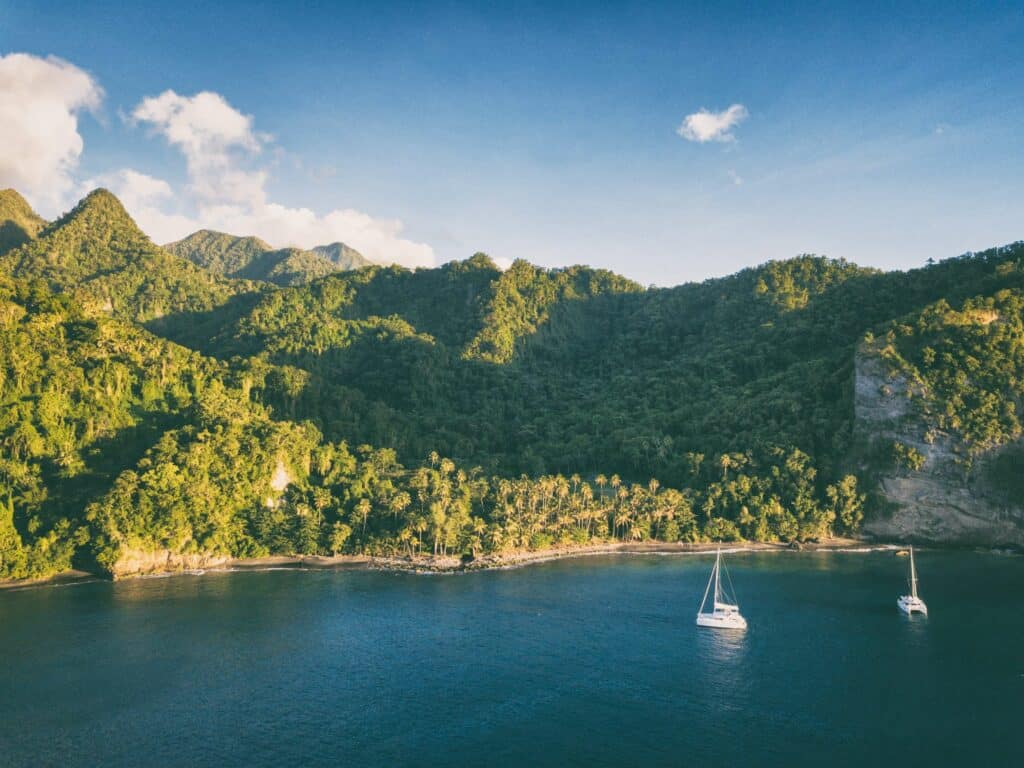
<box><xmin>854</xmin><ymin>349</ymin><xmax>1024</xmax><ymax>546</ymax></box>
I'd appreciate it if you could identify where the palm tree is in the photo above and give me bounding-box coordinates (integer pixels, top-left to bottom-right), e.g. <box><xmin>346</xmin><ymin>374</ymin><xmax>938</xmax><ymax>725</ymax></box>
<box><xmin>388</xmin><ymin>491</ymin><xmax>411</xmax><ymax>520</ymax></box>
<box><xmin>311</xmin><ymin>487</ymin><xmax>333</xmax><ymax>530</ymax></box>
<box><xmin>614</xmin><ymin>508</ymin><xmax>632</xmax><ymax>540</ymax></box>
<box><xmin>355</xmin><ymin>498</ymin><xmax>372</xmax><ymax>534</ymax></box>
<box><xmin>398</xmin><ymin>526</ymin><xmax>415</xmax><ymax>556</ymax></box>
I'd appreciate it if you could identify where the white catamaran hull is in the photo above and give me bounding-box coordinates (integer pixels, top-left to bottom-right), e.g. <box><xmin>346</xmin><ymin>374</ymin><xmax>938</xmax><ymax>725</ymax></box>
<box><xmin>897</xmin><ymin>547</ymin><xmax>928</xmax><ymax>616</ymax></box>
<box><xmin>897</xmin><ymin>595</ymin><xmax>928</xmax><ymax>615</ymax></box>
<box><xmin>696</xmin><ymin>612</ymin><xmax>747</xmax><ymax>629</ymax></box>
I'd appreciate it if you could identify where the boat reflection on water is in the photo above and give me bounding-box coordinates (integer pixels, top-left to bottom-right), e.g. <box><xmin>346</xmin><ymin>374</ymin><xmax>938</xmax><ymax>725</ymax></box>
<box><xmin>697</xmin><ymin>618</ymin><xmax>747</xmax><ymax>655</ymax></box>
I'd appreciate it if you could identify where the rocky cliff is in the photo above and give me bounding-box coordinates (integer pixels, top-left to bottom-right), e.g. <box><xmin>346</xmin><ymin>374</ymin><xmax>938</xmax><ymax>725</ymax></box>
<box><xmin>855</xmin><ymin>349</ymin><xmax>1024</xmax><ymax>546</ymax></box>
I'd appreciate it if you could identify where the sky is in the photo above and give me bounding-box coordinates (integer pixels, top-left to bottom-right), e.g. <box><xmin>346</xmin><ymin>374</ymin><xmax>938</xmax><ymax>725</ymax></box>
<box><xmin>1</xmin><ymin>0</ymin><xmax>1022</xmax><ymax>285</ymax></box>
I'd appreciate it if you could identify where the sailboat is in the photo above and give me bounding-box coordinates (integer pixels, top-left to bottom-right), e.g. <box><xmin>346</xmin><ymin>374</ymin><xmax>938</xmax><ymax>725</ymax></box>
<box><xmin>897</xmin><ymin>546</ymin><xmax>928</xmax><ymax>616</ymax></box>
<box><xmin>696</xmin><ymin>549</ymin><xmax>747</xmax><ymax>629</ymax></box>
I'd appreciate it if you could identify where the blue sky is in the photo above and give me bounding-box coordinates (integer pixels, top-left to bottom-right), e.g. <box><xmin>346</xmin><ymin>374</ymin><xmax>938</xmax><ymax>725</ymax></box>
<box><xmin>1</xmin><ymin>0</ymin><xmax>1022</xmax><ymax>284</ymax></box>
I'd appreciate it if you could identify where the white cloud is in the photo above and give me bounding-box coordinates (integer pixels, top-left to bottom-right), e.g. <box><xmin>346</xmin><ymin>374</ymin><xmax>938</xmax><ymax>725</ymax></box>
<box><xmin>0</xmin><ymin>53</ymin><xmax>103</xmax><ymax>213</ymax></box>
<box><xmin>727</xmin><ymin>169</ymin><xmax>744</xmax><ymax>186</ymax></box>
<box><xmin>132</xmin><ymin>90</ymin><xmax>266</xmax><ymax>207</ymax></box>
<box><xmin>197</xmin><ymin>202</ymin><xmax>435</xmax><ymax>267</ymax></box>
<box><xmin>677</xmin><ymin>104</ymin><xmax>748</xmax><ymax>143</ymax></box>
<box><xmin>129</xmin><ymin>89</ymin><xmax>435</xmax><ymax>267</ymax></box>
<box><xmin>0</xmin><ymin>57</ymin><xmax>436</xmax><ymax>268</ymax></box>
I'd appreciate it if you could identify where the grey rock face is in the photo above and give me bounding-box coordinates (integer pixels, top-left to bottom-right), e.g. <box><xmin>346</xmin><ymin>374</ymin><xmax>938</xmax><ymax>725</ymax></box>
<box><xmin>855</xmin><ymin>349</ymin><xmax>1024</xmax><ymax>546</ymax></box>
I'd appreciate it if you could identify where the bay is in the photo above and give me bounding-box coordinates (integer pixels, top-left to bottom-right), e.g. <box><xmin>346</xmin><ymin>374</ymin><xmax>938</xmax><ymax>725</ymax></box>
<box><xmin>1</xmin><ymin>551</ymin><xmax>1021</xmax><ymax>767</ymax></box>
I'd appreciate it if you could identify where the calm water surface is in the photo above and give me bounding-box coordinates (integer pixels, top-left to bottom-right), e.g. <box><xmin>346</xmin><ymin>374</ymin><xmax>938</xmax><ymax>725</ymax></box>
<box><xmin>1</xmin><ymin>551</ymin><xmax>1021</xmax><ymax>767</ymax></box>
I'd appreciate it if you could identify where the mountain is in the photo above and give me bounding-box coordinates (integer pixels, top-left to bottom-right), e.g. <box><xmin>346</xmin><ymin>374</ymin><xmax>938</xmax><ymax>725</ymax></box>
<box><xmin>312</xmin><ymin>242</ymin><xmax>371</xmax><ymax>270</ymax></box>
<box><xmin>165</xmin><ymin>230</ymin><xmax>370</xmax><ymax>286</ymax></box>
<box><xmin>2</xmin><ymin>187</ymin><xmax>1022</xmax><ymax>584</ymax></box>
<box><xmin>171</xmin><ymin>243</ymin><xmax>1024</xmax><ymax>546</ymax></box>
<box><xmin>0</xmin><ymin>189</ymin><xmax>46</xmax><ymax>256</ymax></box>
<box><xmin>0</xmin><ymin>189</ymin><xmax>253</xmax><ymax>323</ymax></box>
<box><xmin>163</xmin><ymin>230</ymin><xmax>272</xmax><ymax>275</ymax></box>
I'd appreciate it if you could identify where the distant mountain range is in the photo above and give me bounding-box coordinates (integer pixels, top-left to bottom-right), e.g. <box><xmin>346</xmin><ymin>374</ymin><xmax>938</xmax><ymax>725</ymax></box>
<box><xmin>0</xmin><ymin>187</ymin><xmax>1021</xmax><ymax>584</ymax></box>
<box><xmin>164</xmin><ymin>229</ymin><xmax>371</xmax><ymax>287</ymax></box>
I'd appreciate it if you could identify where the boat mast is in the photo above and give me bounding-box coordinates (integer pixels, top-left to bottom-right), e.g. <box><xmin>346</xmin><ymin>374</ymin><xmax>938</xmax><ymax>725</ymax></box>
<box><xmin>714</xmin><ymin>548</ymin><xmax>721</xmax><ymax>604</ymax></box>
<box><xmin>909</xmin><ymin>546</ymin><xmax>918</xmax><ymax>598</ymax></box>
<box><xmin>698</xmin><ymin>552</ymin><xmax>716</xmax><ymax>614</ymax></box>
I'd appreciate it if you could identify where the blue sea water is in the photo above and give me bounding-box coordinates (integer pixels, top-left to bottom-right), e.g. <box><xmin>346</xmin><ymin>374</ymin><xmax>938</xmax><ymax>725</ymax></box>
<box><xmin>1</xmin><ymin>551</ymin><xmax>1021</xmax><ymax>767</ymax></box>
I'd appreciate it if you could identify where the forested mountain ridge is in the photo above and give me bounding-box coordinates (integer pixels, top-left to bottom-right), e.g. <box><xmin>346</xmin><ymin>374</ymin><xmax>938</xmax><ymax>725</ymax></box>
<box><xmin>0</xmin><ymin>190</ymin><xmax>254</xmax><ymax>323</ymax></box>
<box><xmin>165</xmin><ymin>229</ymin><xmax>371</xmax><ymax>286</ymax></box>
<box><xmin>1</xmin><ymin>187</ymin><xmax>1022</xmax><ymax>582</ymax></box>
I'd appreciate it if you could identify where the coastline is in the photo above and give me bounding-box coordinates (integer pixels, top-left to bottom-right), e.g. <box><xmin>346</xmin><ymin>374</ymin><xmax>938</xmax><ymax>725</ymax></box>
<box><xmin>0</xmin><ymin>537</ymin><xmax>878</xmax><ymax>591</ymax></box>
<box><xmin>5</xmin><ymin>537</ymin><xmax>1017</xmax><ymax>591</ymax></box>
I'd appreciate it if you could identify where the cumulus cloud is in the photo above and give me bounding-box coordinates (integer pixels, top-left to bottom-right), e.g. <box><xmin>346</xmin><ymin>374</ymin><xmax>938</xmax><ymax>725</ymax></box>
<box><xmin>0</xmin><ymin>56</ymin><xmax>435</xmax><ymax>267</ymax></box>
<box><xmin>197</xmin><ymin>202</ymin><xmax>435</xmax><ymax>267</ymax></box>
<box><xmin>0</xmin><ymin>53</ymin><xmax>103</xmax><ymax>213</ymax></box>
<box><xmin>132</xmin><ymin>90</ymin><xmax>267</xmax><ymax>207</ymax></box>
<box><xmin>129</xmin><ymin>89</ymin><xmax>434</xmax><ymax>266</ymax></box>
<box><xmin>677</xmin><ymin>104</ymin><xmax>748</xmax><ymax>143</ymax></box>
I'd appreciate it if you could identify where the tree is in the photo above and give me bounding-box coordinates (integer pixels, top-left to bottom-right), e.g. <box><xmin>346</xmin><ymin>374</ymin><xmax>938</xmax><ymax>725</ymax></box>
<box><xmin>826</xmin><ymin>475</ymin><xmax>865</xmax><ymax>533</ymax></box>
<box><xmin>330</xmin><ymin>522</ymin><xmax>352</xmax><ymax>555</ymax></box>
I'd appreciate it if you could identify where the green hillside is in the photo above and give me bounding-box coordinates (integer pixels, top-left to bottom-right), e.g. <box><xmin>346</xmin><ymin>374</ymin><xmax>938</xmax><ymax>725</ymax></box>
<box><xmin>2</xmin><ymin>188</ymin><xmax>1022</xmax><ymax>581</ymax></box>
<box><xmin>0</xmin><ymin>190</ymin><xmax>252</xmax><ymax>324</ymax></box>
<box><xmin>0</xmin><ymin>189</ymin><xmax>46</xmax><ymax>256</ymax></box>
<box><xmin>165</xmin><ymin>229</ymin><xmax>370</xmax><ymax>286</ymax></box>
<box><xmin>312</xmin><ymin>242</ymin><xmax>372</xmax><ymax>271</ymax></box>
<box><xmin>164</xmin><ymin>229</ymin><xmax>272</xmax><ymax>275</ymax></box>
<box><xmin>176</xmin><ymin>243</ymin><xmax>1024</xmax><ymax>490</ymax></box>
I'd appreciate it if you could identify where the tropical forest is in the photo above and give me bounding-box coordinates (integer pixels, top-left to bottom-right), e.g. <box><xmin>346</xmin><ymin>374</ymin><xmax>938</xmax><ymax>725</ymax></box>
<box><xmin>1</xmin><ymin>187</ymin><xmax>1022</xmax><ymax>581</ymax></box>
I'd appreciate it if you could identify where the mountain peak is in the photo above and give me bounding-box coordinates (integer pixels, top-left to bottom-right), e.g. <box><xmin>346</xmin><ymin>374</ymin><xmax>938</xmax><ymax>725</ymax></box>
<box><xmin>169</xmin><ymin>229</ymin><xmax>274</xmax><ymax>253</ymax></box>
<box><xmin>1</xmin><ymin>188</ymin><xmax>158</xmax><ymax>287</ymax></box>
<box><xmin>311</xmin><ymin>241</ymin><xmax>370</xmax><ymax>270</ymax></box>
<box><xmin>0</xmin><ymin>188</ymin><xmax>37</xmax><ymax>215</ymax></box>
<box><xmin>43</xmin><ymin>188</ymin><xmax>147</xmax><ymax>242</ymax></box>
<box><xmin>0</xmin><ymin>189</ymin><xmax>46</xmax><ymax>256</ymax></box>
<box><xmin>167</xmin><ymin>230</ymin><xmax>369</xmax><ymax>285</ymax></box>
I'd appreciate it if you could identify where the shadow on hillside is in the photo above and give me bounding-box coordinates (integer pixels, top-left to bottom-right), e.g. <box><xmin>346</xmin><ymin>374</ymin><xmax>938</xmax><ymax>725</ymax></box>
<box><xmin>39</xmin><ymin>411</ymin><xmax>186</xmax><ymax>534</ymax></box>
<box><xmin>145</xmin><ymin>290</ymin><xmax>265</xmax><ymax>354</ymax></box>
<box><xmin>140</xmin><ymin>243</ymin><xmax>1024</xmax><ymax>489</ymax></box>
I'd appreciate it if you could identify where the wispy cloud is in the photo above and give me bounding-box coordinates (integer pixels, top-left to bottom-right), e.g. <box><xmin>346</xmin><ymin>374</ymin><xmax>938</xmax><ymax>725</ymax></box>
<box><xmin>727</xmin><ymin>169</ymin><xmax>744</xmax><ymax>186</ymax></box>
<box><xmin>677</xmin><ymin>104</ymin><xmax>748</xmax><ymax>143</ymax></box>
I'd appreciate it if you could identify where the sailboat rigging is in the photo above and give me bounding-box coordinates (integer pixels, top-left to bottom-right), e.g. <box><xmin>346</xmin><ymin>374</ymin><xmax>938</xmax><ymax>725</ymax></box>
<box><xmin>696</xmin><ymin>549</ymin><xmax>747</xmax><ymax>629</ymax></box>
<box><xmin>897</xmin><ymin>546</ymin><xmax>928</xmax><ymax>616</ymax></box>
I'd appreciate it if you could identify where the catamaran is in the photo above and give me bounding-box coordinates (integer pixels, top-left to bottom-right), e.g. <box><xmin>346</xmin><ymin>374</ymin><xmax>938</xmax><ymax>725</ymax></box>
<box><xmin>696</xmin><ymin>549</ymin><xmax>747</xmax><ymax>629</ymax></box>
<box><xmin>897</xmin><ymin>546</ymin><xmax>928</xmax><ymax>616</ymax></box>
